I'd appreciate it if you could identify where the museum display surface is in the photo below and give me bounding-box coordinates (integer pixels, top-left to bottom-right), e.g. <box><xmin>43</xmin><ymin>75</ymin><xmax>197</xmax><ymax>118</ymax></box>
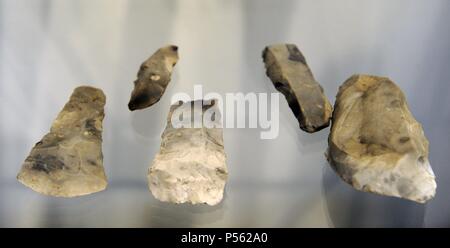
<box><xmin>1</xmin><ymin>0</ymin><xmax>449</xmax><ymax>228</ymax></box>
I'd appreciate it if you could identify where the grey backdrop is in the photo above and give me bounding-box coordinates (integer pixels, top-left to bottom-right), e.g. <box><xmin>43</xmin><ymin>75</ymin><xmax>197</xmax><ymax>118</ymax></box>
<box><xmin>1</xmin><ymin>0</ymin><xmax>449</xmax><ymax>227</ymax></box>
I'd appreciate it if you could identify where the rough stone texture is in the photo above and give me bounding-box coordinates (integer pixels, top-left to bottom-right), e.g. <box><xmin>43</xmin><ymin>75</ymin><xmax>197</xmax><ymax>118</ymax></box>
<box><xmin>262</xmin><ymin>44</ymin><xmax>332</xmax><ymax>133</ymax></box>
<box><xmin>128</xmin><ymin>45</ymin><xmax>179</xmax><ymax>111</ymax></box>
<box><xmin>148</xmin><ymin>100</ymin><xmax>228</xmax><ymax>205</ymax></box>
<box><xmin>327</xmin><ymin>75</ymin><xmax>436</xmax><ymax>203</ymax></box>
<box><xmin>17</xmin><ymin>86</ymin><xmax>107</xmax><ymax>197</ymax></box>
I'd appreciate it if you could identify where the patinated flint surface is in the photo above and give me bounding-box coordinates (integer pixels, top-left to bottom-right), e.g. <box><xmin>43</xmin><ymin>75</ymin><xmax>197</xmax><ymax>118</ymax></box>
<box><xmin>263</xmin><ymin>44</ymin><xmax>332</xmax><ymax>133</ymax></box>
<box><xmin>17</xmin><ymin>86</ymin><xmax>107</xmax><ymax>197</ymax></box>
<box><xmin>327</xmin><ymin>75</ymin><xmax>436</xmax><ymax>203</ymax></box>
<box><xmin>148</xmin><ymin>100</ymin><xmax>228</xmax><ymax>206</ymax></box>
<box><xmin>128</xmin><ymin>45</ymin><xmax>179</xmax><ymax>111</ymax></box>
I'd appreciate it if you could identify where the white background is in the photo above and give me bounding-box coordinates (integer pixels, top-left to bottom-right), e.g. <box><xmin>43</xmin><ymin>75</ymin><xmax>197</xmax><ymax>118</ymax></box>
<box><xmin>1</xmin><ymin>0</ymin><xmax>449</xmax><ymax>227</ymax></box>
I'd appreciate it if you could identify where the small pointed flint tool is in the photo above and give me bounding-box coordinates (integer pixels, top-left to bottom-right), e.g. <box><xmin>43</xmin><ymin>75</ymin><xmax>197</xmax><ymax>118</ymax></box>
<box><xmin>263</xmin><ymin>44</ymin><xmax>332</xmax><ymax>133</ymax></box>
<box><xmin>128</xmin><ymin>45</ymin><xmax>179</xmax><ymax>111</ymax></box>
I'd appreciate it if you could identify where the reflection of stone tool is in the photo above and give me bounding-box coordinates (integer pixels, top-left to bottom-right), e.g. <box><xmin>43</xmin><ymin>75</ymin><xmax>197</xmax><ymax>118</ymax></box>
<box><xmin>17</xmin><ymin>86</ymin><xmax>108</xmax><ymax>197</ymax></box>
<box><xmin>128</xmin><ymin>45</ymin><xmax>179</xmax><ymax>111</ymax></box>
